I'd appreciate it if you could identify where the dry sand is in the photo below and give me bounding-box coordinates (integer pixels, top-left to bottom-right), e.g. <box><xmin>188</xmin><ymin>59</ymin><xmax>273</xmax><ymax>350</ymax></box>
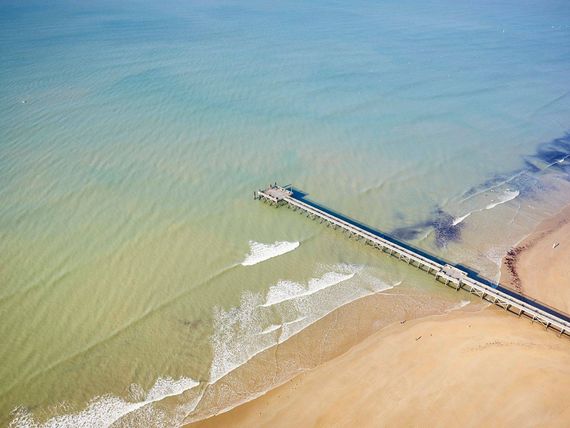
<box><xmin>189</xmin><ymin>206</ymin><xmax>570</xmax><ymax>428</ymax></box>
<box><xmin>189</xmin><ymin>309</ymin><xmax>570</xmax><ymax>428</ymax></box>
<box><xmin>502</xmin><ymin>204</ymin><xmax>570</xmax><ymax>313</ymax></box>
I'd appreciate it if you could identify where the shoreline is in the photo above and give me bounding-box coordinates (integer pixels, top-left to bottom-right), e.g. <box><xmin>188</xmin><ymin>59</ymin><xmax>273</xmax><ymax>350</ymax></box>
<box><xmin>501</xmin><ymin>203</ymin><xmax>570</xmax><ymax>314</ymax></box>
<box><xmin>182</xmin><ymin>282</ymin><xmax>479</xmax><ymax>424</ymax></box>
<box><xmin>187</xmin><ymin>202</ymin><xmax>570</xmax><ymax>427</ymax></box>
<box><xmin>187</xmin><ymin>307</ymin><xmax>570</xmax><ymax>427</ymax></box>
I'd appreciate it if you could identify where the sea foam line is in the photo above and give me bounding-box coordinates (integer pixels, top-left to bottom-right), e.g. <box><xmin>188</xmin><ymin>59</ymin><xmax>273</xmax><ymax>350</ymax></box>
<box><xmin>196</xmin><ymin>272</ymin><xmax>398</xmax><ymax>423</ymax></box>
<box><xmin>261</xmin><ymin>271</ymin><xmax>357</xmax><ymax>307</ymax></box>
<box><xmin>485</xmin><ymin>190</ymin><xmax>520</xmax><ymax>210</ymax></box>
<box><xmin>453</xmin><ymin>189</ymin><xmax>520</xmax><ymax>226</ymax></box>
<box><xmin>452</xmin><ymin>212</ymin><xmax>472</xmax><ymax>226</ymax></box>
<box><xmin>208</xmin><ymin>264</ymin><xmax>398</xmax><ymax>384</ymax></box>
<box><xmin>460</xmin><ymin>170</ymin><xmax>526</xmax><ymax>203</ymax></box>
<box><xmin>29</xmin><ymin>267</ymin><xmax>396</xmax><ymax>426</ymax></box>
<box><xmin>10</xmin><ymin>377</ymin><xmax>200</xmax><ymax>428</ymax></box>
<box><xmin>241</xmin><ymin>241</ymin><xmax>299</xmax><ymax>266</ymax></box>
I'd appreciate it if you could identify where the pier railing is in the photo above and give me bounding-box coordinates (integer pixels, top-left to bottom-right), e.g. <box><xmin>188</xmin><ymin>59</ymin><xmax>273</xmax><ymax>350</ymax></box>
<box><xmin>254</xmin><ymin>184</ymin><xmax>570</xmax><ymax>338</ymax></box>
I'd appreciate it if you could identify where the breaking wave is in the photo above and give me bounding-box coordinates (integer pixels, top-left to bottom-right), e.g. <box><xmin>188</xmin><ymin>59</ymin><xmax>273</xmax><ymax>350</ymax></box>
<box><xmin>13</xmin><ymin>265</ymin><xmax>398</xmax><ymax>427</ymax></box>
<box><xmin>485</xmin><ymin>190</ymin><xmax>520</xmax><ymax>210</ymax></box>
<box><xmin>452</xmin><ymin>190</ymin><xmax>520</xmax><ymax>226</ymax></box>
<box><xmin>10</xmin><ymin>377</ymin><xmax>201</xmax><ymax>428</ymax></box>
<box><xmin>262</xmin><ymin>270</ymin><xmax>357</xmax><ymax>307</ymax></box>
<box><xmin>241</xmin><ymin>241</ymin><xmax>300</xmax><ymax>266</ymax></box>
<box><xmin>208</xmin><ymin>264</ymin><xmax>397</xmax><ymax>384</ymax></box>
<box><xmin>452</xmin><ymin>212</ymin><xmax>472</xmax><ymax>226</ymax></box>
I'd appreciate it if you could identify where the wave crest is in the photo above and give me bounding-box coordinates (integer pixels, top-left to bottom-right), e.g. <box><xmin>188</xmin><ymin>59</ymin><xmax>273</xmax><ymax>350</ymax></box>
<box><xmin>452</xmin><ymin>189</ymin><xmax>521</xmax><ymax>226</ymax></box>
<box><xmin>241</xmin><ymin>241</ymin><xmax>299</xmax><ymax>266</ymax></box>
<box><xmin>262</xmin><ymin>270</ymin><xmax>357</xmax><ymax>307</ymax></box>
<box><xmin>485</xmin><ymin>190</ymin><xmax>520</xmax><ymax>210</ymax></box>
<box><xmin>208</xmin><ymin>264</ymin><xmax>398</xmax><ymax>384</ymax></box>
<box><xmin>10</xmin><ymin>377</ymin><xmax>200</xmax><ymax>428</ymax></box>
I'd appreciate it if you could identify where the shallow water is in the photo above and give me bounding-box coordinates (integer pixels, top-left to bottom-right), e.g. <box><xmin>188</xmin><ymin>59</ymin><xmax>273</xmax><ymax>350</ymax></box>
<box><xmin>1</xmin><ymin>0</ymin><xmax>570</xmax><ymax>425</ymax></box>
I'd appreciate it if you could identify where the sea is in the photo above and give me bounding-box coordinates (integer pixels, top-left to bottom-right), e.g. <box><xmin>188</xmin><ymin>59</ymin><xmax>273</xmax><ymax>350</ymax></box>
<box><xmin>1</xmin><ymin>0</ymin><xmax>570</xmax><ymax>426</ymax></box>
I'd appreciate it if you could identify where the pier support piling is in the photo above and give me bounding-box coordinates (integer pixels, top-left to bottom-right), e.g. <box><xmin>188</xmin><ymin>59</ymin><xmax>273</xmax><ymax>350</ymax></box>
<box><xmin>254</xmin><ymin>184</ymin><xmax>570</xmax><ymax>339</ymax></box>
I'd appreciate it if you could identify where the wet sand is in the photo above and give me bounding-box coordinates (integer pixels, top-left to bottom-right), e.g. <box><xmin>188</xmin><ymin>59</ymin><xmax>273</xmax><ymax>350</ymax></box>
<box><xmin>187</xmin><ymin>205</ymin><xmax>570</xmax><ymax>427</ymax></box>
<box><xmin>502</xmin><ymin>204</ymin><xmax>570</xmax><ymax>313</ymax></box>
<box><xmin>183</xmin><ymin>286</ymin><xmax>470</xmax><ymax>424</ymax></box>
<box><xmin>188</xmin><ymin>308</ymin><xmax>570</xmax><ymax>427</ymax></box>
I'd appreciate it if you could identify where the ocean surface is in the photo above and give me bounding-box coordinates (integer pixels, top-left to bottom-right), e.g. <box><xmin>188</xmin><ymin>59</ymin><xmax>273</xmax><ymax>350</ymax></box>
<box><xmin>1</xmin><ymin>0</ymin><xmax>570</xmax><ymax>425</ymax></box>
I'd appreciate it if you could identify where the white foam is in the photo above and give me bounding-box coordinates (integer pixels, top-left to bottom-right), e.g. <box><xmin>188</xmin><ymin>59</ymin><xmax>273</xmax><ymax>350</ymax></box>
<box><xmin>262</xmin><ymin>280</ymin><xmax>305</xmax><ymax>307</ymax></box>
<box><xmin>209</xmin><ymin>291</ymin><xmax>270</xmax><ymax>383</ymax></box>
<box><xmin>208</xmin><ymin>264</ymin><xmax>398</xmax><ymax>385</ymax></box>
<box><xmin>486</xmin><ymin>246</ymin><xmax>508</xmax><ymax>269</ymax></box>
<box><xmin>258</xmin><ymin>324</ymin><xmax>282</xmax><ymax>335</ymax></box>
<box><xmin>544</xmin><ymin>154</ymin><xmax>570</xmax><ymax>168</ymax></box>
<box><xmin>283</xmin><ymin>316</ymin><xmax>307</xmax><ymax>326</ymax></box>
<box><xmin>262</xmin><ymin>271</ymin><xmax>356</xmax><ymax>307</ymax></box>
<box><xmin>460</xmin><ymin>171</ymin><xmax>525</xmax><ymax>203</ymax></box>
<box><xmin>358</xmin><ymin>272</ymin><xmax>399</xmax><ymax>293</ymax></box>
<box><xmin>452</xmin><ymin>188</ymin><xmax>521</xmax><ymax>227</ymax></box>
<box><xmin>452</xmin><ymin>212</ymin><xmax>472</xmax><ymax>226</ymax></box>
<box><xmin>10</xmin><ymin>377</ymin><xmax>200</xmax><ymax>428</ymax></box>
<box><xmin>447</xmin><ymin>300</ymin><xmax>471</xmax><ymax>312</ymax></box>
<box><xmin>241</xmin><ymin>241</ymin><xmax>299</xmax><ymax>266</ymax></box>
<box><xmin>202</xmin><ymin>267</ymin><xmax>401</xmax><ymax>421</ymax></box>
<box><xmin>485</xmin><ymin>190</ymin><xmax>520</xmax><ymax>210</ymax></box>
<box><xmin>484</xmin><ymin>245</ymin><xmax>512</xmax><ymax>282</ymax></box>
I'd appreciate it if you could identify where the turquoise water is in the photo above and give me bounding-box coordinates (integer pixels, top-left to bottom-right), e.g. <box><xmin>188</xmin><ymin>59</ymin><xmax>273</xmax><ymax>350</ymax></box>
<box><xmin>1</xmin><ymin>0</ymin><xmax>570</xmax><ymax>425</ymax></box>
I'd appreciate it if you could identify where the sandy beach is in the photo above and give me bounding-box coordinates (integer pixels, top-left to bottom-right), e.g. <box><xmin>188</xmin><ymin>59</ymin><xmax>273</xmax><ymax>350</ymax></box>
<box><xmin>502</xmin><ymin>204</ymin><xmax>570</xmax><ymax>313</ymax></box>
<box><xmin>188</xmin><ymin>206</ymin><xmax>570</xmax><ymax>428</ymax></box>
<box><xmin>189</xmin><ymin>308</ymin><xmax>570</xmax><ymax>427</ymax></box>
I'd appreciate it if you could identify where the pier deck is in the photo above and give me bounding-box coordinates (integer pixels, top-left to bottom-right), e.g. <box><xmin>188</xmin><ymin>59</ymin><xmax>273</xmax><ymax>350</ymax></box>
<box><xmin>254</xmin><ymin>184</ymin><xmax>570</xmax><ymax>338</ymax></box>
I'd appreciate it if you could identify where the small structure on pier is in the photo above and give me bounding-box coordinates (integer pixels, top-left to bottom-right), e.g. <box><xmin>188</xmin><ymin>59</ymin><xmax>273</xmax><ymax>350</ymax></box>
<box><xmin>254</xmin><ymin>184</ymin><xmax>292</xmax><ymax>203</ymax></box>
<box><xmin>254</xmin><ymin>183</ymin><xmax>570</xmax><ymax>338</ymax></box>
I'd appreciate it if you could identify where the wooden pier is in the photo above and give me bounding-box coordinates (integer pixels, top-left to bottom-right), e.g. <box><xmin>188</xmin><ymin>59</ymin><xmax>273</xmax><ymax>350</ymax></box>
<box><xmin>254</xmin><ymin>184</ymin><xmax>570</xmax><ymax>338</ymax></box>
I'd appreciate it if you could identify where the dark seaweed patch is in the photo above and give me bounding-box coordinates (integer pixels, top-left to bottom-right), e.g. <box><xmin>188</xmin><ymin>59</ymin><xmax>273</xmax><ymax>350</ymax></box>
<box><xmin>508</xmin><ymin>172</ymin><xmax>541</xmax><ymax>198</ymax></box>
<box><xmin>394</xmin><ymin>210</ymin><xmax>406</xmax><ymax>221</ymax></box>
<box><xmin>429</xmin><ymin>208</ymin><xmax>463</xmax><ymax>247</ymax></box>
<box><xmin>462</xmin><ymin>131</ymin><xmax>570</xmax><ymax>200</ymax></box>
<box><xmin>522</xmin><ymin>159</ymin><xmax>541</xmax><ymax>173</ymax></box>
<box><xmin>391</xmin><ymin>225</ymin><xmax>428</xmax><ymax>241</ymax></box>
<box><xmin>559</xmin><ymin>163</ymin><xmax>570</xmax><ymax>180</ymax></box>
<box><xmin>462</xmin><ymin>173</ymin><xmax>513</xmax><ymax>198</ymax></box>
<box><xmin>536</xmin><ymin>147</ymin><xmax>569</xmax><ymax>165</ymax></box>
<box><xmin>536</xmin><ymin>133</ymin><xmax>570</xmax><ymax>161</ymax></box>
<box><xmin>529</xmin><ymin>132</ymin><xmax>570</xmax><ymax>178</ymax></box>
<box><xmin>391</xmin><ymin>208</ymin><xmax>463</xmax><ymax>247</ymax></box>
